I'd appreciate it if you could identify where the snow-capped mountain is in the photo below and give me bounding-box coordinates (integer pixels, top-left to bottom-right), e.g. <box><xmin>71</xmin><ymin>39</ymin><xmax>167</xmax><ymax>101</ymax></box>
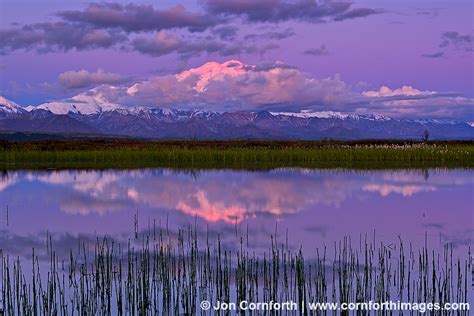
<box><xmin>26</xmin><ymin>86</ymin><xmax>123</xmax><ymax>115</ymax></box>
<box><xmin>0</xmin><ymin>95</ymin><xmax>471</xmax><ymax>140</ymax></box>
<box><xmin>175</xmin><ymin>60</ymin><xmax>246</xmax><ymax>92</ymax></box>
<box><xmin>0</xmin><ymin>96</ymin><xmax>26</xmax><ymax>116</ymax></box>
<box><xmin>271</xmin><ymin>110</ymin><xmax>352</xmax><ymax>119</ymax></box>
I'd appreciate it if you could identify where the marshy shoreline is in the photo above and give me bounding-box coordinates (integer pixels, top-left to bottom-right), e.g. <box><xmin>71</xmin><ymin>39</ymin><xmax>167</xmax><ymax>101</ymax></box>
<box><xmin>0</xmin><ymin>140</ymin><xmax>472</xmax><ymax>170</ymax></box>
<box><xmin>1</xmin><ymin>227</ymin><xmax>472</xmax><ymax>315</ymax></box>
<box><xmin>0</xmin><ymin>141</ymin><xmax>472</xmax><ymax>314</ymax></box>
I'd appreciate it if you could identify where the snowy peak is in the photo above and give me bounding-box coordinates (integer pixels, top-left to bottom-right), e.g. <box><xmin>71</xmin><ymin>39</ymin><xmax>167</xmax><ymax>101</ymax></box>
<box><xmin>176</xmin><ymin>60</ymin><xmax>246</xmax><ymax>92</ymax></box>
<box><xmin>0</xmin><ymin>100</ymin><xmax>471</xmax><ymax>140</ymax></box>
<box><xmin>29</xmin><ymin>88</ymin><xmax>123</xmax><ymax>115</ymax></box>
<box><xmin>33</xmin><ymin>101</ymin><xmax>115</xmax><ymax>115</ymax></box>
<box><xmin>1</xmin><ymin>93</ymin><xmax>471</xmax><ymax>140</ymax></box>
<box><xmin>270</xmin><ymin>110</ymin><xmax>393</xmax><ymax>122</ymax></box>
<box><xmin>271</xmin><ymin>110</ymin><xmax>350</xmax><ymax>119</ymax></box>
<box><xmin>0</xmin><ymin>96</ymin><xmax>19</xmax><ymax>108</ymax></box>
<box><xmin>0</xmin><ymin>96</ymin><xmax>25</xmax><ymax>114</ymax></box>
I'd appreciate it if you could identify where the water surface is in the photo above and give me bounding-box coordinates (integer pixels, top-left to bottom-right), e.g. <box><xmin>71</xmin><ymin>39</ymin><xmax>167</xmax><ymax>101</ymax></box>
<box><xmin>0</xmin><ymin>168</ymin><xmax>472</xmax><ymax>259</ymax></box>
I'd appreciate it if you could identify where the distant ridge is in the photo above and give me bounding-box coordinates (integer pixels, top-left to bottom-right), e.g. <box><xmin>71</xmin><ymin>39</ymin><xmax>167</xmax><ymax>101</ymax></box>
<box><xmin>0</xmin><ymin>96</ymin><xmax>472</xmax><ymax>140</ymax></box>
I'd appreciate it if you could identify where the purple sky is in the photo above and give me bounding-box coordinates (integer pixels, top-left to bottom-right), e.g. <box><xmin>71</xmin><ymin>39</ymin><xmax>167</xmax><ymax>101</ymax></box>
<box><xmin>0</xmin><ymin>0</ymin><xmax>472</xmax><ymax>119</ymax></box>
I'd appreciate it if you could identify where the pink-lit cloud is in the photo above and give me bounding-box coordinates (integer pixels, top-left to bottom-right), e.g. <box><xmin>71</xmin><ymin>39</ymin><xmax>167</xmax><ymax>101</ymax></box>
<box><xmin>4</xmin><ymin>169</ymin><xmax>471</xmax><ymax>221</ymax></box>
<box><xmin>125</xmin><ymin>59</ymin><xmax>350</xmax><ymax>111</ymax></box>
<box><xmin>59</xmin><ymin>60</ymin><xmax>471</xmax><ymax>119</ymax></box>
<box><xmin>23</xmin><ymin>58</ymin><xmax>474</xmax><ymax>118</ymax></box>
<box><xmin>177</xmin><ymin>191</ymin><xmax>247</xmax><ymax>223</ymax></box>
<box><xmin>23</xmin><ymin>60</ymin><xmax>473</xmax><ymax>119</ymax></box>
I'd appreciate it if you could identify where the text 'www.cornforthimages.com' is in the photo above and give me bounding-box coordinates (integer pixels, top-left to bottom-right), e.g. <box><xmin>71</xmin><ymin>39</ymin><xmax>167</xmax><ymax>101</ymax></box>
<box><xmin>200</xmin><ymin>300</ymin><xmax>470</xmax><ymax>313</ymax></box>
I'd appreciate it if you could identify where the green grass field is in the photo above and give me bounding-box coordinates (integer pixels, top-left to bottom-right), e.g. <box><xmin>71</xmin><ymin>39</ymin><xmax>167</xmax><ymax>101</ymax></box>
<box><xmin>0</xmin><ymin>140</ymin><xmax>472</xmax><ymax>169</ymax></box>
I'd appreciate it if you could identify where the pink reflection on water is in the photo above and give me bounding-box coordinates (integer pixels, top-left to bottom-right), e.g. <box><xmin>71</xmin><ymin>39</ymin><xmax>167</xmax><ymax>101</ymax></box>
<box><xmin>0</xmin><ymin>168</ymin><xmax>471</xmax><ymax>259</ymax></box>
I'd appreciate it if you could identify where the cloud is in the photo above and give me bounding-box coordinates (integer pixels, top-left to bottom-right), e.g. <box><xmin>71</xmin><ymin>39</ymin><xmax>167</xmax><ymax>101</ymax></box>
<box><xmin>245</xmin><ymin>61</ymin><xmax>296</xmax><ymax>72</ymax></box>
<box><xmin>8</xmin><ymin>169</ymin><xmax>473</xmax><ymax>226</ymax></box>
<box><xmin>177</xmin><ymin>190</ymin><xmax>247</xmax><ymax>223</ymax></box>
<box><xmin>363</xmin><ymin>184</ymin><xmax>436</xmax><ymax>197</ymax></box>
<box><xmin>202</xmin><ymin>0</ymin><xmax>380</xmax><ymax>23</ymax></box>
<box><xmin>132</xmin><ymin>31</ymin><xmax>216</xmax><ymax>57</ymax></box>
<box><xmin>58</xmin><ymin>3</ymin><xmax>219</xmax><ymax>33</ymax></box>
<box><xmin>421</xmin><ymin>51</ymin><xmax>444</xmax><ymax>59</ymax></box>
<box><xmin>126</xmin><ymin>60</ymin><xmax>350</xmax><ymax>111</ymax></box>
<box><xmin>422</xmin><ymin>31</ymin><xmax>472</xmax><ymax>60</ymax></box>
<box><xmin>0</xmin><ymin>172</ymin><xmax>19</xmax><ymax>191</ymax></box>
<box><xmin>0</xmin><ymin>2</ymin><xmax>381</xmax><ymax>58</ymax></box>
<box><xmin>131</xmin><ymin>31</ymin><xmax>256</xmax><ymax>58</ymax></box>
<box><xmin>25</xmin><ymin>170</ymin><xmax>139</xmax><ymax>215</ymax></box>
<box><xmin>17</xmin><ymin>55</ymin><xmax>470</xmax><ymax>120</ymax></box>
<box><xmin>372</xmin><ymin>98</ymin><xmax>472</xmax><ymax>119</ymax></box>
<box><xmin>58</xmin><ymin>69</ymin><xmax>124</xmax><ymax>89</ymax></box>
<box><xmin>244</xmin><ymin>28</ymin><xmax>295</xmax><ymax>41</ymax></box>
<box><xmin>0</xmin><ymin>22</ymin><xmax>126</xmax><ymax>54</ymax></box>
<box><xmin>33</xmin><ymin>60</ymin><xmax>473</xmax><ymax>119</ymax></box>
<box><xmin>50</xmin><ymin>170</ymin><xmax>357</xmax><ymax>224</ymax></box>
<box><xmin>416</xmin><ymin>11</ymin><xmax>436</xmax><ymax>17</ymax></box>
<box><xmin>439</xmin><ymin>31</ymin><xmax>473</xmax><ymax>52</ymax></box>
<box><xmin>213</xmin><ymin>25</ymin><xmax>239</xmax><ymax>40</ymax></box>
<box><xmin>357</xmin><ymin>85</ymin><xmax>473</xmax><ymax>119</ymax></box>
<box><xmin>414</xmin><ymin>7</ymin><xmax>444</xmax><ymax>19</ymax></box>
<box><xmin>258</xmin><ymin>43</ymin><xmax>280</xmax><ymax>56</ymax></box>
<box><xmin>303</xmin><ymin>44</ymin><xmax>329</xmax><ymax>56</ymax></box>
<box><xmin>24</xmin><ymin>168</ymin><xmax>354</xmax><ymax>222</ymax></box>
<box><xmin>333</xmin><ymin>8</ymin><xmax>382</xmax><ymax>21</ymax></box>
<box><xmin>60</xmin><ymin>193</ymin><xmax>131</xmax><ymax>215</ymax></box>
<box><xmin>362</xmin><ymin>85</ymin><xmax>436</xmax><ymax>98</ymax></box>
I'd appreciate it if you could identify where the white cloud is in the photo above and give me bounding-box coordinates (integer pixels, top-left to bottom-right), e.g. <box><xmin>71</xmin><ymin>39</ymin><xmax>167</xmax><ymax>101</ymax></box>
<box><xmin>362</xmin><ymin>85</ymin><xmax>436</xmax><ymax>97</ymax></box>
<box><xmin>359</xmin><ymin>85</ymin><xmax>473</xmax><ymax>119</ymax></box>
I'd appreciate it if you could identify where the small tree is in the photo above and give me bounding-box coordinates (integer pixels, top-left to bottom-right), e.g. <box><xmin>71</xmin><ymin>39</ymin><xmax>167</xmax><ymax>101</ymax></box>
<box><xmin>421</xmin><ymin>129</ymin><xmax>429</xmax><ymax>142</ymax></box>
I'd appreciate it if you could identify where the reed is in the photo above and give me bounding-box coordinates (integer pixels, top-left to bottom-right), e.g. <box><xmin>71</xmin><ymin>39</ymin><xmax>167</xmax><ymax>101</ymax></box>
<box><xmin>1</xmin><ymin>227</ymin><xmax>471</xmax><ymax>315</ymax></box>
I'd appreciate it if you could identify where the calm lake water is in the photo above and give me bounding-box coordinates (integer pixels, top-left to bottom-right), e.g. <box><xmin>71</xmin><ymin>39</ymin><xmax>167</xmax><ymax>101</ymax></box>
<box><xmin>0</xmin><ymin>168</ymin><xmax>472</xmax><ymax>260</ymax></box>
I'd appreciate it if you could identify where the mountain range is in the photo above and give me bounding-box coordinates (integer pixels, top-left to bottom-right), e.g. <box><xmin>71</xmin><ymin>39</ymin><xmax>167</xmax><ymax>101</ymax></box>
<box><xmin>0</xmin><ymin>95</ymin><xmax>472</xmax><ymax>140</ymax></box>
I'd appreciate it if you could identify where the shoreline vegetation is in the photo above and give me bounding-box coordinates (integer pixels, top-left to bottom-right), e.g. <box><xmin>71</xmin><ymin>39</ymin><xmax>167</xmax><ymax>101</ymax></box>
<box><xmin>1</xmin><ymin>227</ymin><xmax>471</xmax><ymax>314</ymax></box>
<box><xmin>0</xmin><ymin>140</ymin><xmax>472</xmax><ymax>170</ymax></box>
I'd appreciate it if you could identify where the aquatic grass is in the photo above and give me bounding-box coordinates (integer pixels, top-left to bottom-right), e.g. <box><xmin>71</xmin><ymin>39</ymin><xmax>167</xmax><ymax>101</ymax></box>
<box><xmin>0</xmin><ymin>228</ymin><xmax>471</xmax><ymax>315</ymax></box>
